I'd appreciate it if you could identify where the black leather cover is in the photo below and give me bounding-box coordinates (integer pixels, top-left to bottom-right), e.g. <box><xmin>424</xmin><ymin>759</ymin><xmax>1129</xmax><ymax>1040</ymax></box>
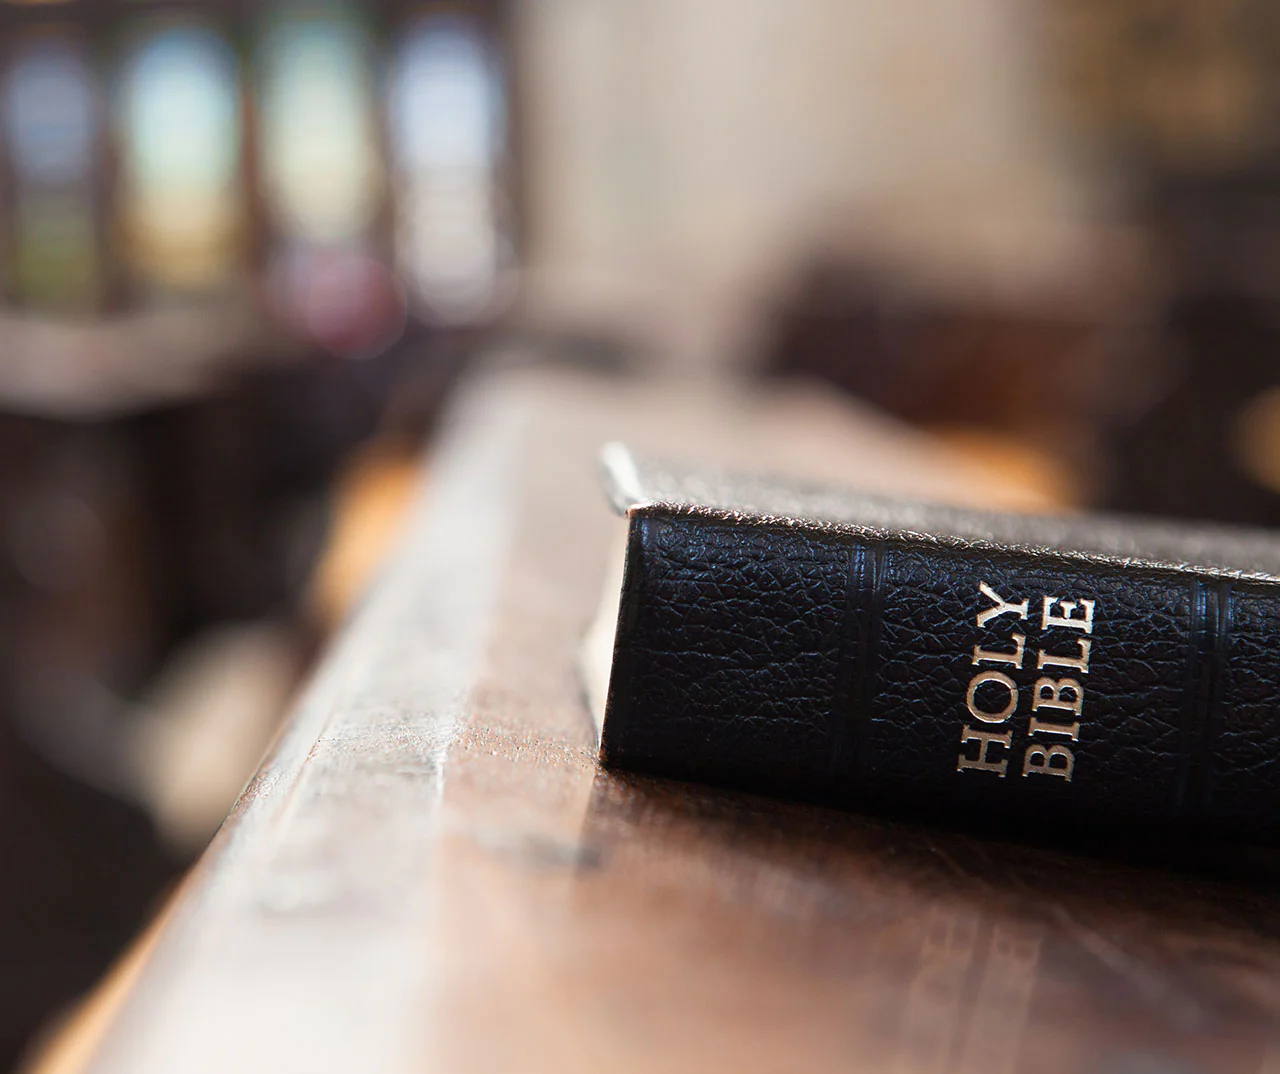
<box><xmin>597</xmin><ymin>445</ymin><xmax>1280</xmax><ymax>839</ymax></box>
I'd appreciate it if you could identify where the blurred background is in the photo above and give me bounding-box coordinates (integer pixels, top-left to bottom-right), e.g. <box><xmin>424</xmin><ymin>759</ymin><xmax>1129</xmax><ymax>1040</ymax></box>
<box><xmin>4</xmin><ymin>0</ymin><xmax>1280</xmax><ymax>1067</ymax></box>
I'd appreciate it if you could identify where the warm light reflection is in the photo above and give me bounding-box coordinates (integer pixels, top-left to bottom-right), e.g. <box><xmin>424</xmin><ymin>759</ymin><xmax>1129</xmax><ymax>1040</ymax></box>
<box><xmin>117</xmin><ymin>23</ymin><xmax>243</xmax><ymax>295</ymax></box>
<box><xmin>258</xmin><ymin>7</ymin><xmax>382</xmax><ymax>247</ymax></box>
<box><xmin>2</xmin><ymin>34</ymin><xmax>100</xmax><ymax>310</ymax></box>
<box><xmin>388</xmin><ymin>14</ymin><xmax>507</xmax><ymax>321</ymax></box>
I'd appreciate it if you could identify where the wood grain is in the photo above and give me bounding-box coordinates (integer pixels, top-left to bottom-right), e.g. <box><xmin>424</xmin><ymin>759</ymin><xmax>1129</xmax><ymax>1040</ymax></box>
<box><xmin>71</xmin><ymin>365</ymin><xmax>1280</xmax><ymax>1074</ymax></box>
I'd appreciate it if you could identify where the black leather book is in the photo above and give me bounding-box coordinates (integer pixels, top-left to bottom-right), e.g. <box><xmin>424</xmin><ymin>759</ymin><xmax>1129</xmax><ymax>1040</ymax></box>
<box><xmin>584</xmin><ymin>444</ymin><xmax>1280</xmax><ymax>839</ymax></box>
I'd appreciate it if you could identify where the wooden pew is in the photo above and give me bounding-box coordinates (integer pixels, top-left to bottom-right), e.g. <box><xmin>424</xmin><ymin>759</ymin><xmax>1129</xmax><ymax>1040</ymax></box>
<box><xmin>41</xmin><ymin>364</ymin><xmax>1280</xmax><ymax>1074</ymax></box>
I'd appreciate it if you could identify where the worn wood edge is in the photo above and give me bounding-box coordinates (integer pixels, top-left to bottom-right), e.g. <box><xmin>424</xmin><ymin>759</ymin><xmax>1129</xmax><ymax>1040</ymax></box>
<box><xmin>75</xmin><ymin>369</ymin><xmax>535</xmax><ymax>1074</ymax></box>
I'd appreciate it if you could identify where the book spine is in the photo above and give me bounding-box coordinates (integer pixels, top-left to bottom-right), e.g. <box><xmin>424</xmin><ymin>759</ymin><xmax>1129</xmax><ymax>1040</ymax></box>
<box><xmin>601</xmin><ymin>507</ymin><xmax>1280</xmax><ymax>836</ymax></box>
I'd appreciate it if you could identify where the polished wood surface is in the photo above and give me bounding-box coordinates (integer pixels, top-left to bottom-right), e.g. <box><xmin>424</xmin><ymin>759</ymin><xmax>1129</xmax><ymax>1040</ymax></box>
<box><xmin>67</xmin><ymin>365</ymin><xmax>1280</xmax><ymax>1073</ymax></box>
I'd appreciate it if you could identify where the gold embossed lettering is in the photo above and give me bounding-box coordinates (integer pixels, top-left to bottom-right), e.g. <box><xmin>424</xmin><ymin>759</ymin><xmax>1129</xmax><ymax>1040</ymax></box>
<box><xmin>957</xmin><ymin>588</ymin><xmax>1101</xmax><ymax>785</ymax></box>
<box><xmin>977</xmin><ymin>583</ymin><xmax>1029</xmax><ymax>627</ymax></box>
<box><xmin>966</xmin><ymin>670</ymin><xmax>1019</xmax><ymax>724</ymax></box>
<box><xmin>1032</xmin><ymin>677</ymin><xmax>1084</xmax><ymax>716</ymax></box>
<box><xmin>958</xmin><ymin>726</ymin><xmax>1011</xmax><ymax>776</ymax></box>
<box><xmin>1042</xmin><ymin>596</ymin><xmax>1095</xmax><ymax>634</ymax></box>
<box><xmin>1028</xmin><ymin>715</ymin><xmax>1081</xmax><ymax>740</ymax></box>
<box><xmin>1036</xmin><ymin>637</ymin><xmax>1091</xmax><ymax>674</ymax></box>
<box><xmin>973</xmin><ymin>632</ymin><xmax>1026</xmax><ymax>669</ymax></box>
<box><xmin>1022</xmin><ymin>743</ymin><xmax>1075</xmax><ymax>780</ymax></box>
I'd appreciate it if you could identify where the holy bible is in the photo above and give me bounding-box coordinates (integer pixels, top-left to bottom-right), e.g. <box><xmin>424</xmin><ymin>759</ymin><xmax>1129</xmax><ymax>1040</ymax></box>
<box><xmin>584</xmin><ymin>444</ymin><xmax>1280</xmax><ymax>839</ymax></box>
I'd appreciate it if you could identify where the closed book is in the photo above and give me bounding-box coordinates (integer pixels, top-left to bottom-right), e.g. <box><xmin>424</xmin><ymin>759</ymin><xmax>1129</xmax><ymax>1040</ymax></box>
<box><xmin>584</xmin><ymin>443</ymin><xmax>1280</xmax><ymax>839</ymax></box>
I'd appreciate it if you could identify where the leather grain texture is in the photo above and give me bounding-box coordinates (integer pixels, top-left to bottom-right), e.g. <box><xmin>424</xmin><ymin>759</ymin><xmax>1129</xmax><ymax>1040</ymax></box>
<box><xmin>599</xmin><ymin>448</ymin><xmax>1280</xmax><ymax>839</ymax></box>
